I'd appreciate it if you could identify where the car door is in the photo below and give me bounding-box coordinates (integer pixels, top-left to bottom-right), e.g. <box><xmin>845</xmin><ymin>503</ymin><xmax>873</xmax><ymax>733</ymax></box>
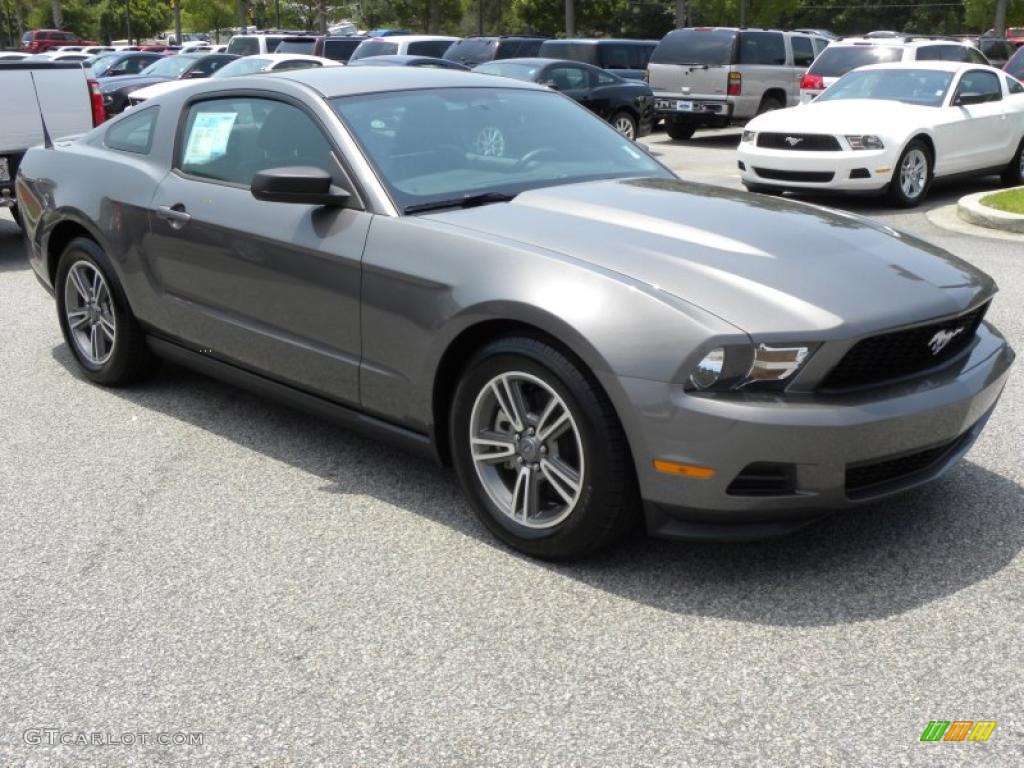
<box><xmin>542</xmin><ymin>64</ymin><xmax>593</xmax><ymax>111</ymax></box>
<box><xmin>586</xmin><ymin>68</ymin><xmax>621</xmax><ymax>120</ymax></box>
<box><xmin>943</xmin><ymin>69</ymin><xmax>1009</xmax><ymax>171</ymax></box>
<box><xmin>143</xmin><ymin>94</ymin><xmax>370</xmax><ymax>405</ymax></box>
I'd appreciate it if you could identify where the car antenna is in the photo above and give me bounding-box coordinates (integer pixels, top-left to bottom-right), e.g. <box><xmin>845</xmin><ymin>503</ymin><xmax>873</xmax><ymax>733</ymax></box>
<box><xmin>28</xmin><ymin>72</ymin><xmax>54</xmax><ymax>149</ymax></box>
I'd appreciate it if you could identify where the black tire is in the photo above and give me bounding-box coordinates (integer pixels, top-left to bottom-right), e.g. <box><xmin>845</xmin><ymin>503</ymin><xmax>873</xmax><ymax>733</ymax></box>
<box><xmin>887</xmin><ymin>139</ymin><xmax>932</xmax><ymax>207</ymax></box>
<box><xmin>55</xmin><ymin>236</ymin><xmax>159</xmax><ymax>385</ymax></box>
<box><xmin>666</xmin><ymin>119</ymin><xmax>696</xmax><ymax>141</ymax></box>
<box><xmin>610</xmin><ymin>110</ymin><xmax>639</xmax><ymax>140</ymax></box>
<box><xmin>743</xmin><ymin>183</ymin><xmax>784</xmax><ymax>196</ymax></box>
<box><xmin>1000</xmin><ymin>137</ymin><xmax>1024</xmax><ymax>187</ymax></box>
<box><xmin>450</xmin><ymin>336</ymin><xmax>638</xmax><ymax>560</ymax></box>
<box><xmin>757</xmin><ymin>95</ymin><xmax>785</xmax><ymax>115</ymax></box>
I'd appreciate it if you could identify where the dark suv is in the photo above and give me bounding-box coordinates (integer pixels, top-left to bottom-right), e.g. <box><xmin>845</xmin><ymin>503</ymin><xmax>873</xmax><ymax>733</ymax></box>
<box><xmin>444</xmin><ymin>36</ymin><xmax>546</xmax><ymax>66</ymax></box>
<box><xmin>537</xmin><ymin>39</ymin><xmax>657</xmax><ymax>81</ymax></box>
<box><xmin>313</xmin><ymin>35</ymin><xmax>368</xmax><ymax>63</ymax></box>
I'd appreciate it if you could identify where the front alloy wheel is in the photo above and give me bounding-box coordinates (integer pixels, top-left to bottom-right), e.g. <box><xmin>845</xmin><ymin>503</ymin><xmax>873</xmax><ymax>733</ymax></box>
<box><xmin>611</xmin><ymin>111</ymin><xmax>637</xmax><ymax>141</ymax></box>
<box><xmin>469</xmin><ymin>372</ymin><xmax>584</xmax><ymax>529</ymax></box>
<box><xmin>888</xmin><ymin>140</ymin><xmax>931</xmax><ymax>207</ymax></box>
<box><xmin>450</xmin><ymin>337</ymin><xmax>638</xmax><ymax>559</ymax></box>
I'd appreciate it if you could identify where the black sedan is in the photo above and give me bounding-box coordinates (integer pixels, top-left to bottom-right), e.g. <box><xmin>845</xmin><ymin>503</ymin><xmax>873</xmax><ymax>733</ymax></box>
<box><xmin>474</xmin><ymin>58</ymin><xmax>654</xmax><ymax>139</ymax></box>
<box><xmin>98</xmin><ymin>53</ymin><xmax>238</xmax><ymax>114</ymax></box>
<box><xmin>89</xmin><ymin>51</ymin><xmax>164</xmax><ymax>79</ymax></box>
<box><xmin>347</xmin><ymin>54</ymin><xmax>470</xmax><ymax>71</ymax></box>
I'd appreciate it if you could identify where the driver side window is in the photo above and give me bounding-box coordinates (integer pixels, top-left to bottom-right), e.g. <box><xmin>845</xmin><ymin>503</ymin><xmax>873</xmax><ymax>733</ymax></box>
<box><xmin>957</xmin><ymin>70</ymin><xmax>1002</xmax><ymax>103</ymax></box>
<box><xmin>177</xmin><ymin>98</ymin><xmax>336</xmax><ymax>187</ymax></box>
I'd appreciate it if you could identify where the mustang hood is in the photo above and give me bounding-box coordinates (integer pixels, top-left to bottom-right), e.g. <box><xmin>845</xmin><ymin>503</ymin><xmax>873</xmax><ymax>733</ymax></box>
<box><xmin>751</xmin><ymin>99</ymin><xmax>938</xmax><ymax>136</ymax></box>
<box><xmin>424</xmin><ymin>178</ymin><xmax>993</xmax><ymax>337</ymax></box>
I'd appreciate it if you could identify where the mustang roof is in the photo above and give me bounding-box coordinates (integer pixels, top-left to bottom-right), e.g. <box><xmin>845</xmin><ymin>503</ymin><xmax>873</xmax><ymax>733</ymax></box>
<box><xmin>855</xmin><ymin>60</ymin><xmax>1003</xmax><ymax>73</ymax></box>
<box><xmin>267</xmin><ymin>65</ymin><xmax>543</xmax><ymax>97</ymax></box>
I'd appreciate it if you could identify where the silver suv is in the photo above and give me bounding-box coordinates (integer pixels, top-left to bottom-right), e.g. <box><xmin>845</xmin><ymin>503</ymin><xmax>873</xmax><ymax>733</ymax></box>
<box><xmin>648</xmin><ymin>27</ymin><xmax>828</xmax><ymax>140</ymax></box>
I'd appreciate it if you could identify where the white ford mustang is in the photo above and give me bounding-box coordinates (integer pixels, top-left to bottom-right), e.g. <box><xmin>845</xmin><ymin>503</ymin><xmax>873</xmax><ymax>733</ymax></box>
<box><xmin>737</xmin><ymin>61</ymin><xmax>1024</xmax><ymax>206</ymax></box>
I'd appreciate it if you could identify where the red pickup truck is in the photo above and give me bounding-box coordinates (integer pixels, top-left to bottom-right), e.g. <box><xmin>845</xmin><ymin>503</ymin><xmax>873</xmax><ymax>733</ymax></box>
<box><xmin>20</xmin><ymin>29</ymin><xmax>97</xmax><ymax>53</ymax></box>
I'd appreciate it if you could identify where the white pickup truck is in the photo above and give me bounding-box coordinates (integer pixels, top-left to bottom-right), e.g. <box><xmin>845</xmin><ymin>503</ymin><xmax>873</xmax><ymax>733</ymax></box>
<box><xmin>0</xmin><ymin>60</ymin><xmax>103</xmax><ymax>227</ymax></box>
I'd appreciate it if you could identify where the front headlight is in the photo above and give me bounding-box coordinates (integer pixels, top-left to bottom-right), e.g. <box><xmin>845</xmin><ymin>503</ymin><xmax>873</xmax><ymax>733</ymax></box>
<box><xmin>685</xmin><ymin>344</ymin><xmax>812</xmax><ymax>392</ymax></box>
<box><xmin>846</xmin><ymin>135</ymin><xmax>884</xmax><ymax>150</ymax></box>
<box><xmin>741</xmin><ymin>129</ymin><xmax>757</xmax><ymax>143</ymax></box>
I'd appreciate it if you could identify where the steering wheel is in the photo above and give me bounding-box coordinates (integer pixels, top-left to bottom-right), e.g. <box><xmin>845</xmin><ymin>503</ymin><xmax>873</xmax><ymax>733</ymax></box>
<box><xmin>514</xmin><ymin>147</ymin><xmax>559</xmax><ymax>171</ymax></box>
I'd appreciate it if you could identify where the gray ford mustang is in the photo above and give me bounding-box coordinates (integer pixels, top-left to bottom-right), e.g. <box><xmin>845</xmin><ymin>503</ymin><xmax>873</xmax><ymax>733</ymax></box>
<box><xmin>16</xmin><ymin>68</ymin><xmax>1015</xmax><ymax>558</ymax></box>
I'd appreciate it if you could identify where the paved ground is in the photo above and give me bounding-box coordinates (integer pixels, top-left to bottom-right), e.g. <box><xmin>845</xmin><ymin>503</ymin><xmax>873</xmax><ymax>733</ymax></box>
<box><xmin>1</xmin><ymin>134</ymin><xmax>1022</xmax><ymax>766</ymax></box>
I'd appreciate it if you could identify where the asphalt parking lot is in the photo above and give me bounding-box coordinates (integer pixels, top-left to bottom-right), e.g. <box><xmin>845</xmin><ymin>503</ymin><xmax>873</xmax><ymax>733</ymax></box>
<box><xmin>1</xmin><ymin>134</ymin><xmax>1022</xmax><ymax>765</ymax></box>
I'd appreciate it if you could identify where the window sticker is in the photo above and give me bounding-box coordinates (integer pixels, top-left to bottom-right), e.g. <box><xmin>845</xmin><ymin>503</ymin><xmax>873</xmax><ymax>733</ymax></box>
<box><xmin>183</xmin><ymin>112</ymin><xmax>238</xmax><ymax>165</ymax></box>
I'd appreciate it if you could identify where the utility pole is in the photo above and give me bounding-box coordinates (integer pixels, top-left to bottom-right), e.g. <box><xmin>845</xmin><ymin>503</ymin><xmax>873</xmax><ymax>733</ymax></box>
<box><xmin>994</xmin><ymin>0</ymin><xmax>1008</xmax><ymax>37</ymax></box>
<box><xmin>275</xmin><ymin>0</ymin><xmax>281</xmax><ymax>29</ymax></box>
<box><xmin>174</xmin><ymin>0</ymin><xmax>182</xmax><ymax>46</ymax></box>
<box><xmin>319</xmin><ymin>0</ymin><xmax>327</xmax><ymax>34</ymax></box>
<box><xmin>125</xmin><ymin>0</ymin><xmax>131</xmax><ymax>42</ymax></box>
<box><xmin>674</xmin><ymin>0</ymin><xmax>687</xmax><ymax>28</ymax></box>
<box><xmin>478</xmin><ymin>0</ymin><xmax>484</xmax><ymax>36</ymax></box>
<box><xmin>739</xmin><ymin>0</ymin><xmax>746</xmax><ymax>28</ymax></box>
<box><xmin>565</xmin><ymin>0</ymin><xmax>574</xmax><ymax>38</ymax></box>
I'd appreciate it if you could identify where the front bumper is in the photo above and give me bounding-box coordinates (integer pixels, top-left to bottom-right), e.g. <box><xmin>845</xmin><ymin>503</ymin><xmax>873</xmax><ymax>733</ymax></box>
<box><xmin>737</xmin><ymin>143</ymin><xmax>895</xmax><ymax>192</ymax></box>
<box><xmin>608</xmin><ymin>322</ymin><xmax>1014</xmax><ymax>539</ymax></box>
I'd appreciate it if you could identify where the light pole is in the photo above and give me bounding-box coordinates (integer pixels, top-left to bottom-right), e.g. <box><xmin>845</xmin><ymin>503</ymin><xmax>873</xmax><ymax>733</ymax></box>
<box><xmin>125</xmin><ymin>0</ymin><xmax>131</xmax><ymax>43</ymax></box>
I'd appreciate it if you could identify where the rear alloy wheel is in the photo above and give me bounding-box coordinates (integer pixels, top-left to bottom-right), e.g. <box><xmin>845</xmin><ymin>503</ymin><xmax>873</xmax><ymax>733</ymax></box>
<box><xmin>55</xmin><ymin>237</ymin><xmax>158</xmax><ymax>385</ymax></box>
<box><xmin>1000</xmin><ymin>137</ymin><xmax>1024</xmax><ymax>186</ymax></box>
<box><xmin>666</xmin><ymin>119</ymin><xmax>696</xmax><ymax>141</ymax></box>
<box><xmin>757</xmin><ymin>95</ymin><xmax>785</xmax><ymax>115</ymax></box>
<box><xmin>887</xmin><ymin>140</ymin><xmax>932</xmax><ymax>207</ymax></box>
<box><xmin>450</xmin><ymin>337</ymin><xmax>637</xmax><ymax>559</ymax></box>
<box><xmin>611</xmin><ymin>111</ymin><xmax>638</xmax><ymax>141</ymax></box>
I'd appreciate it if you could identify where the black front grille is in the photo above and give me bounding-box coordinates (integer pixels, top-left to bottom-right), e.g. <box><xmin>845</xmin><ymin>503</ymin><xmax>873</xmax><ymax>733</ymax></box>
<box><xmin>756</xmin><ymin>133</ymin><xmax>841</xmax><ymax>151</ymax></box>
<box><xmin>821</xmin><ymin>303</ymin><xmax>988</xmax><ymax>391</ymax></box>
<box><xmin>846</xmin><ymin>432</ymin><xmax>970</xmax><ymax>498</ymax></box>
<box><xmin>753</xmin><ymin>167</ymin><xmax>835</xmax><ymax>183</ymax></box>
<box><xmin>727</xmin><ymin>463</ymin><xmax>796</xmax><ymax>496</ymax></box>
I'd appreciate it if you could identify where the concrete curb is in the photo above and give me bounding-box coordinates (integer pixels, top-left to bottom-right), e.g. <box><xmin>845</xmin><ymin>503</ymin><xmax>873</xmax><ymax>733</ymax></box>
<box><xmin>957</xmin><ymin>189</ymin><xmax>1024</xmax><ymax>234</ymax></box>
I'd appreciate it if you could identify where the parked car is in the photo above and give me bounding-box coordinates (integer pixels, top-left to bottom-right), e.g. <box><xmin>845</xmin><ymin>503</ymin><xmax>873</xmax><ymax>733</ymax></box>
<box><xmin>365</xmin><ymin>29</ymin><xmax>411</xmax><ymax>37</ymax></box>
<box><xmin>26</xmin><ymin>51</ymin><xmax>92</xmax><ymax>62</ymax></box>
<box><xmin>648</xmin><ymin>27</ymin><xmax>830</xmax><ymax>139</ymax></box>
<box><xmin>800</xmin><ymin>37</ymin><xmax>989</xmax><ymax>102</ymax></box>
<box><xmin>737</xmin><ymin>62</ymin><xmax>1024</xmax><ymax>206</ymax></box>
<box><xmin>537</xmin><ymin>38</ymin><xmax>656</xmax><ymax>81</ymax></box>
<box><xmin>444</xmin><ymin>36</ymin><xmax>547</xmax><ymax>67</ymax></box>
<box><xmin>349</xmin><ymin>35</ymin><xmax>460</xmax><ymax>62</ymax></box>
<box><xmin>273</xmin><ymin>36</ymin><xmax>319</xmax><ymax>55</ymax></box>
<box><xmin>1</xmin><ymin>59</ymin><xmax>104</xmax><ymax>227</ymax></box>
<box><xmin>20</xmin><ymin>29</ymin><xmax>96</xmax><ymax>53</ymax></box>
<box><xmin>348</xmin><ymin>55</ymin><xmax>469</xmax><ymax>71</ymax></box>
<box><xmin>795</xmin><ymin>28</ymin><xmax>838</xmax><ymax>40</ymax></box>
<box><xmin>1006</xmin><ymin>45</ymin><xmax>1024</xmax><ymax>79</ymax></box>
<box><xmin>313</xmin><ymin>35</ymin><xmax>368</xmax><ymax>63</ymax></box>
<box><xmin>99</xmin><ymin>53</ymin><xmax>238</xmax><ymax>115</ymax></box>
<box><xmin>226</xmin><ymin>34</ymin><xmax>296</xmax><ymax>56</ymax></box>
<box><xmin>125</xmin><ymin>54</ymin><xmax>341</xmax><ymax>106</ymax></box>
<box><xmin>968</xmin><ymin>37</ymin><xmax>1018</xmax><ymax>68</ymax></box>
<box><xmin>474</xmin><ymin>58</ymin><xmax>654</xmax><ymax>140</ymax></box>
<box><xmin>1007</xmin><ymin>27</ymin><xmax>1024</xmax><ymax>45</ymax></box>
<box><xmin>0</xmin><ymin>52</ymin><xmax>28</xmax><ymax>61</ymax></box>
<box><xmin>16</xmin><ymin>68</ymin><xmax>1014</xmax><ymax>558</ymax></box>
<box><xmin>90</xmin><ymin>51</ymin><xmax>164</xmax><ymax>78</ymax></box>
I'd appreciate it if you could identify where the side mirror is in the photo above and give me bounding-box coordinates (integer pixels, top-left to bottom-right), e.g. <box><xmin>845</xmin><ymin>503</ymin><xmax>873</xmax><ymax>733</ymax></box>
<box><xmin>540</xmin><ymin>79</ymin><xmax>560</xmax><ymax>90</ymax></box>
<box><xmin>954</xmin><ymin>91</ymin><xmax>989</xmax><ymax>106</ymax></box>
<box><xmin>251</xmin><ymin>166</ymin><xmax>351</xmax><ymax>207</ymax></box>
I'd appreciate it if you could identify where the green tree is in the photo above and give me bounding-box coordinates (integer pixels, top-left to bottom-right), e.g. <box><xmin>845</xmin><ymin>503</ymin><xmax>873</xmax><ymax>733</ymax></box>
<box><xmin>182</xmin><ymin>0</ymin><xmax>234</xmax><ymax>41</ymax></box>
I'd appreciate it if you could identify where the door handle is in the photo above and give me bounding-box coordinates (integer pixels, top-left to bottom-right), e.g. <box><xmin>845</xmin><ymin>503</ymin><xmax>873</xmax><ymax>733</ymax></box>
<box><xmin>156</xmin><ymin>204</ymin><xmax>191</xmax><ymax>229</ymax></box>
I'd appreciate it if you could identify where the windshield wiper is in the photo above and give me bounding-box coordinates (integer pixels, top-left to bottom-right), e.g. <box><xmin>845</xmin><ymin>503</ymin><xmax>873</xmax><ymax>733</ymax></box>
<box><xmin>404</xmin><ymin>192</ymin><xmax>518</xmax><ymax>215</ymax></box>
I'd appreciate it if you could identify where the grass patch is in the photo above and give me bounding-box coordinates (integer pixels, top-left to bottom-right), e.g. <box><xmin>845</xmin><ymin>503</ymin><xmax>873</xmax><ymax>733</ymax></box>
<box><xmin>980</xmin><ymin>188</ymin><xmax>1024</xmax><ymax>215</ymax></box>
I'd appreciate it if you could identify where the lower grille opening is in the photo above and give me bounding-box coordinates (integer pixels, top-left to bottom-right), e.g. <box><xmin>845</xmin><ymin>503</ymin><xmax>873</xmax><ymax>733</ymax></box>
<box><xmin>845</xmin><ymin>433</ymin><xmax>971</xmax><ymax>499</ymax></box>
<box><xmin>727</xmin><ymin>463</ymin><xmax>797</xmax><ymax>496</ymax></box>
<box><xmin>849</xmin><ymin>168</ymin><xmax>871</xmax><ymax>179</ymax></box>
<box><xmin>753</xmin><ymin>167</ymin><xmax>835</xmax><ymax>183</ymax></box>
<box><xmin>737</xmin><ymin>160</ymin><xmax>746</xmax><ymax>171</ymax></box>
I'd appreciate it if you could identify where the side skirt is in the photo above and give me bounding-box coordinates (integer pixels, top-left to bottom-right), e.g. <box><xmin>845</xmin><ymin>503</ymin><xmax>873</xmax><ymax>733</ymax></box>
<box><xmin>146</xmin><ymin>336</ymin><xmax>441</xmax><ymax>464</ymax></box>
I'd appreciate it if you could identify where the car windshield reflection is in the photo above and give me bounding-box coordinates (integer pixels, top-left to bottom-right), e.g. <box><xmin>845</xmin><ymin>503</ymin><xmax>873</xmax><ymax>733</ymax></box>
<box><xmin>331</xmin><ymin>87</ymin><xmax>670</xmax><ymax>212</ymax></box>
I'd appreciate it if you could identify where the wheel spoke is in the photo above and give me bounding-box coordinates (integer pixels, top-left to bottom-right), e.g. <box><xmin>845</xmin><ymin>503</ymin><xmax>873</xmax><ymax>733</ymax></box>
<box><xmin>98</xmin><ymin>316</ymin><xmax>115</xmax><ymax>342</ymax></box>
<box><xmin>511</xmin><ymin>466</ymin><xmax>540</xmax><ymax>522</ymax></box>
<box><xmin>536</xmin><ymin>397</ymin><xmax>569</xmax><ymax>443</ymax></box>
<box><xmin>491</xmin><ymin>375</ymin><xmax>526</xmax><ymax>432</ymax></box>
<box><xmin>90</xmin><ymin>325</ymin><xmax>101</xmax><ymax>361</ymax></box>
<box><xmin>67</xmin><ymin>309</ymin><xmax>90</xmax><ymax>330</ymax></box>
<box><xmin>471</xmin><ymin>431</ymin><xmax>516</xmax><ymax>464</ymax></box>
<box><xmin>540</xmin><ymin>457</ymin><xmax>581</xmax><ymax>506</ymax></box>
<box><xmin>69</xmin><ymin>267</ymin><xmax>91</xmax><ymax>302</ymax></box>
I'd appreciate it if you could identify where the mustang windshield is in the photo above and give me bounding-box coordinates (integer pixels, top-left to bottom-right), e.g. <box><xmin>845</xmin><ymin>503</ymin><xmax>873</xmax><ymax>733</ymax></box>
<box><xmin>331</xmin><ymin>87</ymin><xmax>670</xmax><ymax>212</ymax></box>
<box><xmin>816</xmin><ymin>68</ymin><xmax>954</xmax><ymax>107</ymax></box>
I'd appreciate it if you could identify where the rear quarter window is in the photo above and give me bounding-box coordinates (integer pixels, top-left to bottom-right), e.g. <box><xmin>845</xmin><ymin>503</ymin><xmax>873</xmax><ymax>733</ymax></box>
<box><xmin>538</xmin><ymin>41</ymin><xmax>599</xmax><ymax>66</ymax></box>
<box><xmin>104</xmin><ymin>107</ymin><xmax>158</xmax><ymax>154</ymax></box>
<box><xmin>791</xmin><ymin>36</ymin><xmax>815</xmax><ymax>68</ymax></box>
<box><xmin>407</xmin><ymin>40</ymin><xmax>455</xmax><ymax>57</ymax></box>
<box><xmin>227</xmin><ymin>37</ymin><xmax>259</xmax><ymax>56</ymax></box>
<box><xmin>737</xmin><ymin>32</ymin><xmax>786</xmax><ymax>65</ymax></box>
